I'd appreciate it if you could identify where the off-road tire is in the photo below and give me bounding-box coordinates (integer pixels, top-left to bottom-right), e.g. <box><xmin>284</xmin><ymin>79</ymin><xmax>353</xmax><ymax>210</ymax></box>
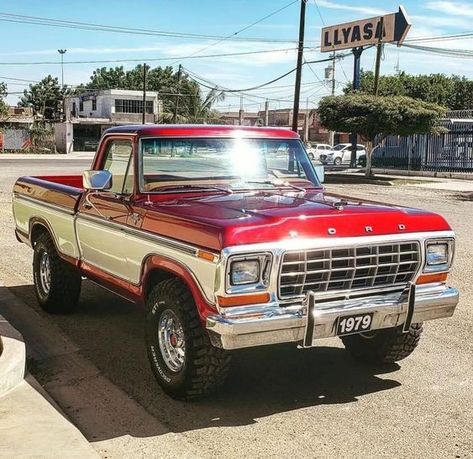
<box><xmin>33</xmin><ymin>232</ymin><xmax>81</xmax><ymax>314</ymax></box>
<box><xmin>341</xmin><ymin>323</ymin><xmax>423</xmax><ymax>364</ymax></box>
<box><xmin>334</xmin><ymin>157</ymin><xmax>342</xmax><ymax>166</ymax></box>
<box><xmin>145</xmin><ymin>278</ymin><xmax>231</xmax><ymax>400</ymax></box>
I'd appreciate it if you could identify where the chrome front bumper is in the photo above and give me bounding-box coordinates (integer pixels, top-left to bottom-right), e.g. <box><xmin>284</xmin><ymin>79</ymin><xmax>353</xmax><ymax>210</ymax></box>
<box><xmin>206</xmin><ymin>284</ymin><xmax>459</xmax><ymax>350</ymax></box>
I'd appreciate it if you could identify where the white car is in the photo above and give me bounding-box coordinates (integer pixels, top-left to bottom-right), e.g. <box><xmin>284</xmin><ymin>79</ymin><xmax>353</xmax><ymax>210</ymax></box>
<box><xmin>319</xmin><ymin>143</ymin><xmax>366</xmax><ymax>165</ymax></box>
<box><xmin>305</xmin><ymin>143</ymin><xmax>332</xmax><ymax>160</ymax></box>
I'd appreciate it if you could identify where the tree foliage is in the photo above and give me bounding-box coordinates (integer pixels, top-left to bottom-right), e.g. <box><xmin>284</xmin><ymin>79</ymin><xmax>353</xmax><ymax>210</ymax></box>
<box><xmin>318</xmin><ymin>94</ymin><xmax>446</xmax><ymax>175</ymax></box>
<box><xmin>0</xmin><ymin>82</ymin><xmax>8</xmax><ymax>120</ymax></box>
<box><xmin>345</xmin><ymin>71</ymin><xmax>473</xmax><ymax>110</ymax></box>
<box><xmin>18</xmin><ymin>75</ymin><xmax>68</xmax><ymax>120</ymax></box>
<box><xmin>79</xmin><ymin>65</ymin><xmax>223</xmax><ymax>122</ymax></box>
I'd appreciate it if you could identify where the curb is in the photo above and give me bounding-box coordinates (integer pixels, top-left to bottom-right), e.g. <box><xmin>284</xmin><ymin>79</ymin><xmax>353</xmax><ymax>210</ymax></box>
<box><xmin>0</xmin><ymin>314</ymin><xmax>26</xmax><ymax>397</ymax></box>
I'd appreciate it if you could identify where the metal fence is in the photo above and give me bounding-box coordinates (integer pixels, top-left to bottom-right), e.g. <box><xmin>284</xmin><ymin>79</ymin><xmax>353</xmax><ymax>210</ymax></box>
<box><xmin>372</xmin><ymin>122</ymin><xmax>473</xmax><ymax>172</ymax></box>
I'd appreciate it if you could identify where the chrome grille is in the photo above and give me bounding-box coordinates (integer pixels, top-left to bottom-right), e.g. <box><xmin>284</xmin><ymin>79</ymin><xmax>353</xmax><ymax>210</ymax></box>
<box><xmin>279</xmin><ymin>242</ymin><xmax>421</xmax><ymax>298</ymax></box>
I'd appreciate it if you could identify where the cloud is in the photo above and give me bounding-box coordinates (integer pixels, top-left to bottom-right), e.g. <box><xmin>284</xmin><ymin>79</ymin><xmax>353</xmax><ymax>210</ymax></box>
<box><xmin>315</xmin><ymin>0</ymin><xmax>388</xmax><ymax>16</ymax></box>
<box><xmin>425</xmin><ymin>1</ymin><xmax>473</xmax><ymax>17</ymax></box>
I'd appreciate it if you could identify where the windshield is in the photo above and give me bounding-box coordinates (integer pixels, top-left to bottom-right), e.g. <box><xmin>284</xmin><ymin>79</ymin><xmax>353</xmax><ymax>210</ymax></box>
<box><xmin>139</xmin><ymin>137</ymin><xmax>320</xmax><ymax>192</ymax></box>
<box><xmin>332</xmin><ymin>144</ymin><xmax>346</xmax><ymax>151</ymax></box>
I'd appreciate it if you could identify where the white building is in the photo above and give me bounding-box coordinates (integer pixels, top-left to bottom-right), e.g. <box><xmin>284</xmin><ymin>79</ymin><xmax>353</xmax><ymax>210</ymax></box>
<box><xmin>56</xmin><ymin>89</ymin><xmax>160</xmax><ymax>153</ymax></box>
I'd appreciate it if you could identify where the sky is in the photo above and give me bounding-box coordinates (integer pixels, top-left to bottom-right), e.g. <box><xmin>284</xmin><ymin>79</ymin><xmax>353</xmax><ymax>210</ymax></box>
<box><xmin>1</xmin><ymin>0</ymin><xmax>473</xmax><ymax>112</ymax></box>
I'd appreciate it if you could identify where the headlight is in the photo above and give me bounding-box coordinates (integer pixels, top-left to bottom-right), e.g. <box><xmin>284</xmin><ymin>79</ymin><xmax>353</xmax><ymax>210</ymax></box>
<box><xmin>425</xmin><ymin>239</ymin><xmax>453</xmax><ymax>272</ymax></box>
<box><xmin>230</xmin><ymin>260</ymin><xmax>260</xmax><ymax>285</ymax></box>
<box><xmin>426</xmin><ymin>243</ymin><xmax>448</xmax><ymax>266</ymax></box>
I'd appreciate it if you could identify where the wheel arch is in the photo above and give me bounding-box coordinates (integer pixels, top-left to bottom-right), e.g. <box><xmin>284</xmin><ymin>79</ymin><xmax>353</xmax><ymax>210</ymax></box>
<box><xmin>140</xmin><ymin>254</ymin><xmax>216</xmax><ymax>322</ymax></box>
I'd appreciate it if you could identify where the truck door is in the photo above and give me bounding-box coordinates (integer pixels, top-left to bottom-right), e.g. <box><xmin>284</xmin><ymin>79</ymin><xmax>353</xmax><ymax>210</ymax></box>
<box><xmin>76</xmin><ymin>137</ymin><xmax>135</xmax><ymax>282</ymax></box>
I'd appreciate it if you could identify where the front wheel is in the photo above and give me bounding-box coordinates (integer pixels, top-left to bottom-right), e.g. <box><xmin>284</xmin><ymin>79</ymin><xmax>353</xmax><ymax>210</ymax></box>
<box><xmin>341</xmin><ymin>323</ymin><xmax>423</xmax><ymax>364</ymax></box>
<box><xmin>145</xmin><ymin>278</ymin><xmax>231</xmax><ymax>400</ymax></box>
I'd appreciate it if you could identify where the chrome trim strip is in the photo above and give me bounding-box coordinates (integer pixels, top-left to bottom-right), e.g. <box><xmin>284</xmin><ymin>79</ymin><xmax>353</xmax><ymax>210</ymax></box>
<box><xmin>76</xmin><ymin>212</ymin><xmax>201</xmax><ymax>257</ymax></box>
<box><xmin>13</xmin><ymin>193</ymin><xmax>75</xmax><ymax>216</ymax></box>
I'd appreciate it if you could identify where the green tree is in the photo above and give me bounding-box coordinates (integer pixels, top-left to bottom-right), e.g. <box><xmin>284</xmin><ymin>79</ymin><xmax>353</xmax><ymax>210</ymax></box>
<box><xmin>318</xmin><ymin>94</ymin><xmax>446</xmax><ymax>176</ymax></box>
<box><xmin>19</xmin><ymin>75</ymin><xmax>67</xmax><ymax>121</ymax></box>
<box><xmin>82</xmin><ymin>65</ymin><xmax>215</xmax><ymax>122</ymax></box>
<box><xmin>0</xmin><ymin>82</ymin><xmax>8</xmax><ymax>120</ymax></box>
<box><xmin>345</xmin><ymin>71</ymin><xmax>473</xmax><ymax>110</ymax></box>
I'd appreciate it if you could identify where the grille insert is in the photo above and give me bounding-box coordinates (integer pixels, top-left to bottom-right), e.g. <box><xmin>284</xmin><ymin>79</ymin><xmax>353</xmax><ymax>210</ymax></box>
<box><xmin>279</xmin><ymin>242</ymin><xmax>421</xmax><ymax>298</ymax></box>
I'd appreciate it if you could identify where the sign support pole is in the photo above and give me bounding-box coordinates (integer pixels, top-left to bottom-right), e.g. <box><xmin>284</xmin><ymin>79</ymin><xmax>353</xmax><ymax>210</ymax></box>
<box><xmin>350</xmin><ymin>46</ymin><xmax>363</xmax><ymax>167</ymax></box>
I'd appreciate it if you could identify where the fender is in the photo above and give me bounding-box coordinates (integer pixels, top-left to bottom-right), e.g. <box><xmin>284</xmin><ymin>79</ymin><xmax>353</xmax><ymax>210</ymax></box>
<box><xmin>140</xmin><ymin>254</ymin><xmax>217</xmax><ymax>323</ymax></box>
<box><xmin>29</xmin><ymin>217</ymin><xmax>79</xmax><ymax>267</ymax></box>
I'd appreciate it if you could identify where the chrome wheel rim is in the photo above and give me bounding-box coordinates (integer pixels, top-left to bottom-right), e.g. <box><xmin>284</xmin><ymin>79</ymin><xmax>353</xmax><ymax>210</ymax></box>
<box><xmin>158</xmin><ymin>309</ymin><xmax>185</xmax><ymax>372</ymax></box>
<box><xmin>39</xmin><ymin>251</ymin><xmax>51</xmax><ymax>295</ymax></box>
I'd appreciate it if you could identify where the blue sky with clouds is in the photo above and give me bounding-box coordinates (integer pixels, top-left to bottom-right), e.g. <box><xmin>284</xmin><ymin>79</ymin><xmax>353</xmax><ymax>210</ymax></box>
<box><xmin>1</xmin><ymin>0</ymin><xmax>473</xmax><ymax>111</ymax></box>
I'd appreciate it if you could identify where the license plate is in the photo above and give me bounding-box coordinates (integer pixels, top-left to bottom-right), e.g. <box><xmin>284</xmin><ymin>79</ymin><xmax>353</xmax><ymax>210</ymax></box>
<box><xmin>336</xmin><ymin>313</ymin><xmax>373</xmax><ymax>336</ymax></box>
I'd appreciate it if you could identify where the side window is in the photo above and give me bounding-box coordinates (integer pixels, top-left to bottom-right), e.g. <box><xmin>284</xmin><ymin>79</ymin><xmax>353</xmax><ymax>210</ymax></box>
<box><xmin>102</xmin><ymin>140</ymin><xmax>134</xmax><ymax>194</ymax></box>
<box><xmin>357</xmin><ymin>145</ymin><xmax>364</xmax><ymax>151</ymax></box>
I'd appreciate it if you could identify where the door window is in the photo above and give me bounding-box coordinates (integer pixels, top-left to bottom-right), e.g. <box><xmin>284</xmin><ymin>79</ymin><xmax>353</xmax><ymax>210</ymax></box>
<box><xmin>102</xmin><ymin>139</ymin><xmax>134</xmax><ymax>194</ymax></box>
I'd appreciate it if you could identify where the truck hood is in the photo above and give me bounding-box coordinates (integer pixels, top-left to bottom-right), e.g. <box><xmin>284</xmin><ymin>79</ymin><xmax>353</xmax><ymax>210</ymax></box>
<box><xmin>139</xmin><ymin>190</ymin><xmax>451</xmax><ymax>251</ymax></box>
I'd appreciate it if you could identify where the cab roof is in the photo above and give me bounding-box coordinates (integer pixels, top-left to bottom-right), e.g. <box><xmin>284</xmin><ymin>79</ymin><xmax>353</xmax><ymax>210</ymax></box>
<box><xmin>104</xmin><ymin>124</ymin><xmax>301</xmax><ymax>139</ymax></box>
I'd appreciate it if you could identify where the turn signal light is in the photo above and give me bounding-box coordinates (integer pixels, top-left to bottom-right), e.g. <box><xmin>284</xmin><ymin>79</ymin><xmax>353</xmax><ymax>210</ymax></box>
<box><xmin>416</xmin><ymin>272</ymin><xmax>448</xmax><ymax>285</ymax></box>
<box><xmin>217</xmin><ymin>292</ymin><xmax>270</xmax><ymax>307</ymax></box>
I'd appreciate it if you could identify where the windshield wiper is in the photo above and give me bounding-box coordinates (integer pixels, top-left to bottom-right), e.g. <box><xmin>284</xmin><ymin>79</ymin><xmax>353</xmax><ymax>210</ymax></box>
<box><xmin>152</xmin><ymin>184</ymin><xmax>233</xmax><ymax>194</ymax></box>
<box><xmin>245</xmin><ymin>179</ymin><xmax>306</xmax><ymax>193</ymax></box>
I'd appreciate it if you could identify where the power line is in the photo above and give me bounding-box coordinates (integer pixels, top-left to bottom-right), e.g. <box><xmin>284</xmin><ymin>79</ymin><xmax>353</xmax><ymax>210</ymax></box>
<box><xmin>169</xmin><ymin>0</ymin><xmax>299</xmax><ymax>65</ymax></box>
<box><xmin>0</xmin><ymin>11</ymin><xmax>305</xmax><ymax>44</ymax></box>
<box><xmin>0</xmin><ymin>46</ymin><xmax>313</xmax><ymax>66</ymax></box>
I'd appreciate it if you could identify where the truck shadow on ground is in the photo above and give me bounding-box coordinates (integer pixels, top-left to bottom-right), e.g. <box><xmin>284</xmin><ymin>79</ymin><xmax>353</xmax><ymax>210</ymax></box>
<box><xmin>7</xmin><ymin>281</ymin><xmax>402</xmax><ymax>440</ymax></box>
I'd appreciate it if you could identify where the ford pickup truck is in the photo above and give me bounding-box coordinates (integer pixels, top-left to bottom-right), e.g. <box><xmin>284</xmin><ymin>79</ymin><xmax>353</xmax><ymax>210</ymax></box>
<box><xmin>12</xmin><ymin>125</ymin><xmax>459</xmax><ymax>399</ymax></box>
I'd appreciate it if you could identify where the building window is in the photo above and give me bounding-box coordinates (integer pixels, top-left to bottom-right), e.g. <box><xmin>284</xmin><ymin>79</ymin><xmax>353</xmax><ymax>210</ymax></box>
<box><xmin>92</xmin><ymin>99</ymin><xmax>97</xmax><ymax>111</ymax></box>
<box><xmin>72</xmin><ymin>102</ymin><xmax>77</xmax><ymax>117</ymax></box>
<box><xmin>115</xmin><ymin>99</ymin><xmax>153</xmax><ymax>114</ymax></box>
<box><xmin>79</xmin><ymin>100</ymin><xmax>84</xmax><ymax>112</ymax></box>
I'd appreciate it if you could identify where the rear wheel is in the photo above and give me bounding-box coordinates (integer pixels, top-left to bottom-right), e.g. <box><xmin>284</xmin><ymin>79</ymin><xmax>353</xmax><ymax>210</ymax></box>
<box><xmin>145</xmin><ymin>278</ymin><xmax>231</xmax><ymax>400</ymax></box>
<box><xmin>33</xmin><ymin>232</ymin><xmax>81</xmax><ymax>314</ymax></box>
<box><xmin>334</xmin><ymin>157</ymin><xmax>342</xmax><ymax>166</ymax></box>
<box><xmin>341</xmin><ymin>323</ymin><xmax>423</xmax><ymax>364</ymax></box>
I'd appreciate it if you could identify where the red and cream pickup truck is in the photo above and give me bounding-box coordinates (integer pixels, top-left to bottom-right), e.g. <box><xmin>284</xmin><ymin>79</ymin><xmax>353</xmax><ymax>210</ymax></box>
<box><xmin>12</xmin><ymin>125</ymin><xmax>458</xmax><ymax>399</ymax></box>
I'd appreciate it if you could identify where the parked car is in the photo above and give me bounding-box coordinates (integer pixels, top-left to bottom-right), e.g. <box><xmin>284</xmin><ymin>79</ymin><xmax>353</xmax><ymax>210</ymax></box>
<box><xmin>305</xmin><ymin>143</ymin><xmax>332</xmax><ymax>160</ymax></box>
<box><xmin>13</xmin><ymin>125</ymin><xmax>458</xmax><ymax>400</ymax></box>
<box><xmin>319</xmin><ymin>143</ymin><xmax>366</xmax><ymax>165</ymax></box>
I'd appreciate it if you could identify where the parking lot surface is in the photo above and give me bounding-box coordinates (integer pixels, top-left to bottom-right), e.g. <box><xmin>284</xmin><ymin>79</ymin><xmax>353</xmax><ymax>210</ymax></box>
<box><xmin>0</xmin><ymin>157</ymin><xmax>472</xmax><ymax>458</ymax></box>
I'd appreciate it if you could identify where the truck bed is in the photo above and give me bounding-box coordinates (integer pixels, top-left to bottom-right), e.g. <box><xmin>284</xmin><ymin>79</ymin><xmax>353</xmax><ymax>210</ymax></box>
<box><xmin>13</xmin><ymin>175</ymin><xmax>84</xmax><ymax>212</ymax></box>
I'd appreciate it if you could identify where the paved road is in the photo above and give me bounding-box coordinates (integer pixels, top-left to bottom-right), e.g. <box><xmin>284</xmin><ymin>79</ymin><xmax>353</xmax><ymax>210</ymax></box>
<box><xmin>0</xmin><ymin>158</ymin><xmax>472</xmax><ymax>458</ymax></box>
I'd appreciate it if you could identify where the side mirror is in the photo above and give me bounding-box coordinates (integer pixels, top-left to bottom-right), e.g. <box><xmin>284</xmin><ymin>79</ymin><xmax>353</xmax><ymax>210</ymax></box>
<box><xmin>83</xmin><ymin>170</ymin><xmax>112</xmax><ymax>191</ymax></box>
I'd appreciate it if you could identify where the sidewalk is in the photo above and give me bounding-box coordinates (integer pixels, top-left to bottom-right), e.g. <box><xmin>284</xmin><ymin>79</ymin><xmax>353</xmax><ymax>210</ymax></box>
<box><xmin>0</xmin><ymin>151</ymin><xmax>95</xmax><ymax>160</ymax></box>
<box><xmin>0</xmin><ymin>376</ymin><xmax>99</xmax><ymax>458</ymax></box>
<box><xmin>0</xmin><ymin>292</ymin><xmax>98</xmax><ymax>458</ymax></box>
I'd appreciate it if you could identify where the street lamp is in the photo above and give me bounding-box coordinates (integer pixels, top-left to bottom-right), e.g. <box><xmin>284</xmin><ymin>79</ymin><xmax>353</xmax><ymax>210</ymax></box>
<box><xmin>58</xmin><ymin>49</ymin><xmax>67</xmax><ymax>88</ymax></box>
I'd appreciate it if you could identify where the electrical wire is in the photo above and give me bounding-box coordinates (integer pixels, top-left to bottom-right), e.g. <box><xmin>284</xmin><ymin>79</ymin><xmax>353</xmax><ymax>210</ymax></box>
<box><xmin>0</xmin><ymin>11</ymin><xmax>305</xmax><ymax>44</ymax></box>
<box><xmin>168</xmin><ymin>0</ymin><xmax>300</xmax><ymax>65</ymax></box>
<box><xmin>0</xmin><ymin>47</ymin><xmax>313</xmax><ymax>66</ymax></box>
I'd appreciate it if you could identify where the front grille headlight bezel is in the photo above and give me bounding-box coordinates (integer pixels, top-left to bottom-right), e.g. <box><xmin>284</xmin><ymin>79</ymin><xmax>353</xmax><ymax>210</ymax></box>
<box><xmin>424</xmin><ymin>238</ymin><xmax>454</xmax><ymax>273</ymax></box>
<box><xmin>225</xmin><ymin>252</ymin><xmax>273</xmax><ymax>294</ymax></box>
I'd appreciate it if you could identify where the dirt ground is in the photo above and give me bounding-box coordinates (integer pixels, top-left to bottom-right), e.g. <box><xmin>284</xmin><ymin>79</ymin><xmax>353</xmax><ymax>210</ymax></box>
<box><xmin>0</xmin><ymin>157</ymin><xmax>472</xmax><ymax>458</ymax></box>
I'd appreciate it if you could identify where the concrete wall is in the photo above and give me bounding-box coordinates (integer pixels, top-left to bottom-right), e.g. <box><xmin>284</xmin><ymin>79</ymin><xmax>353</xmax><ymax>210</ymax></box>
<box><xmin>54</xmin><ymin>122</ymin><xmax>73</xmax><ymax>154</ymax></box>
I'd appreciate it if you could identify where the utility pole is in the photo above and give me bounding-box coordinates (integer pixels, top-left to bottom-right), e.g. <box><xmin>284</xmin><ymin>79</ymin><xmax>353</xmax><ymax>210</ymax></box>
<box><xmin>239</xmin><ymin>95</ymin><xmax>244</xmax><ymax>126</ymax></box>
<box><xmin>264</xmin><ymin>99</ymin><xmax>269</xmax><ymax>126</ymax></box>
<box><xmin>173</xmin><ymin>64</ymin><xmax>182</xmax><ymax>123</ymax></box>
<box><xmin>373</xmin><ymin>17</ymin><xmax>384</xmax><ymax>96</ymax></box>
<box><xmin>349</xmin><ymin>46</ymin><xmax>363</xmax><ymax>167</ymax></box>
<box><xmin>142</xmin><ymin>63</ymin><xmax>148</xmax><ymax>124</ymax></box>
<box><xmin>58</xmin><ymin>49</ymin><xmax>67</xmax><ymax>122</ymax></box>
<box><xmin>58</xmin><ymin>49</ymin><xmax>67</xmax><ymax>88</ymax></box>
<box><xmin>291</xmin><ymin>0</ymin><xmax>306</xmax><ymax>134</ymax></box>
<box><xmin>329</xmin><ymin>51</ymin><xmax>336</xmax><ymax>145</ymax></box>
